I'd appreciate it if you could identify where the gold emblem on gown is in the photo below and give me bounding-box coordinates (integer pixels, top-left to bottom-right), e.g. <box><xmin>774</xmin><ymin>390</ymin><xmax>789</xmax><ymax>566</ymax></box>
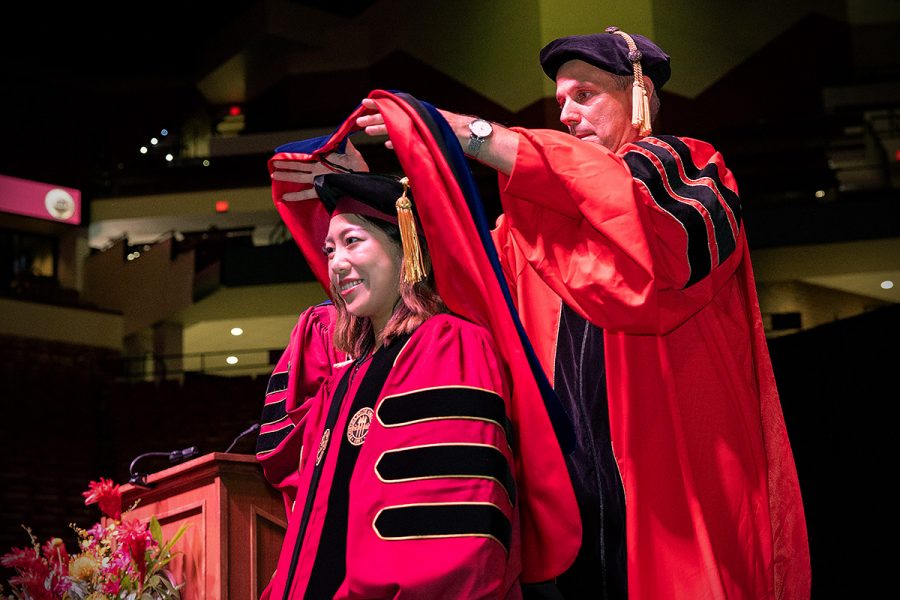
<box><xmin>347</xmin><ymin>407</ymin><xmax>374</xmax><ymax>446</ymax></box>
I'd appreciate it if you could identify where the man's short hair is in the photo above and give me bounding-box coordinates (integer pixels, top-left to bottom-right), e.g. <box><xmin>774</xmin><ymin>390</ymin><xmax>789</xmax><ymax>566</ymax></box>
<box><xmin>609</xmin><ymin>73</ymin><xmax>662</xmax><ymax>123</ymax></box>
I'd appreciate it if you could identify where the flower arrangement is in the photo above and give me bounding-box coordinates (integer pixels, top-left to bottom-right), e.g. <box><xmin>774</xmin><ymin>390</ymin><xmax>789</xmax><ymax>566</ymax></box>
<box><xmin>1</xmin><ymin>478</ymin><xmax>187</xmax><ymax>599</ymax></box>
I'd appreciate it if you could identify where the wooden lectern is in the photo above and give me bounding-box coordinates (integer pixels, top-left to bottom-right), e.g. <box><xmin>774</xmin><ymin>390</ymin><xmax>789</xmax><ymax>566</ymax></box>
<box><xmin>121</xmin><ymin>453</ymin><xmax>286</xmax><ymax>599</ymax></box>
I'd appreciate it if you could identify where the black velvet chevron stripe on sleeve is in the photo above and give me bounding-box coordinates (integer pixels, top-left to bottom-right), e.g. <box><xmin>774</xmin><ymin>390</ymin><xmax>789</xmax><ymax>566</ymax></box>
<box><xmin>257</xmin><ymin>371</ymin><xmax>292</xmax><ymax>454</ymax></box>
<box><xmin>260</xmin><ymin>398</ymin><xmax>287</xmax><ymax>425</ymax></box>
<box><xmin>376</xmin><ymin>444</ymin><xmax>516</xmax><ymax>505</ymax></box>
<box><xmin>255</xmin><ymin>423</ymin><xmax>293</xmax><ymax>455</ymax></box>
<box><xmin>374</xmin><ymin>503</ymin><xmax>512</xmax><ymax>551</ymax></box>
<box><xmin>266</xmin><ymin>371</ymin><xmax>289</xmax><ymax>395</ymax></box>
<box><xmin>623</xmin><ymin>136</ymin><xmax>741</xmax><ymax>287</ymax></box>
<box><xmin>376</xmin><ymin>387</ymin><xmax>513</xmax><ymax>443</ymax></box>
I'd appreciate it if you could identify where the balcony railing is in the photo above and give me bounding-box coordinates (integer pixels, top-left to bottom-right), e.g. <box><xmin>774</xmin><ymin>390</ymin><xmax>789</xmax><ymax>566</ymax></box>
<box><xmin>117</xmin><ymin>347</ymin><xmax>279</xmax><ymax>382</ymax></box>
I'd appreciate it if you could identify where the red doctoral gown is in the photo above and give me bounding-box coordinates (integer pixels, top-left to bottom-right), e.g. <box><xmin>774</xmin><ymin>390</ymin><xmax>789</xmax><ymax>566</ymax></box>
<box><xmin>258</xmin><ymin>310</ymin><xmax>522</xmax><ymax>599</ymax></box>
<box><xmin>493</xmin><ymin>129</ymin><xmax>811</xmax><ymax>599</ymax></box>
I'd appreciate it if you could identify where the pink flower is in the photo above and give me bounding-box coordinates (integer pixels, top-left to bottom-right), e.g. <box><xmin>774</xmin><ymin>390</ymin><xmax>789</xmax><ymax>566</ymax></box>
<box><xmin>82</xmin><ymin>477</ymin><xmax>122</xmax><ymax>520</ymax></box>
<box><xmin>52</xmin><ymin>574</ymin><xmax>74</xmax><ymax>596</ymax></box>
<box><xmin>106</xmin><ymin>544</ymin><xmax>133</xmax><ymax>573</ymax></box>
<box><xmin>81</xmin><ymin>522</ymin><xmax>107</xmax><ymax>550</ymax></box>
<box><xmin>102</xmin><ymin>577</ymin><xmax>123</xmax><ymax>595</ymax></box>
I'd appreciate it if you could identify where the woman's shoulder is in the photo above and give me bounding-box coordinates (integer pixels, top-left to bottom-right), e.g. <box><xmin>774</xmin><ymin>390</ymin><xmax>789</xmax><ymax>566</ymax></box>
<box><xmin>299</xmin><ymin>301</ymin><xmax>336</xmax><ymax>325</ymax></box>
<box><xmin>288</xmin><ymin>301</ymin><xmax>337</xmax><ymax>340</ymax></box>
<box><xmin>388</xmin><ymin>313</ymin><xmax>505</xmax><ymax>390</ymax></box>
<box><xmin>409</xmin><ymin>313</ymin><xmax>496</xmax><ymax>349</ymax></box>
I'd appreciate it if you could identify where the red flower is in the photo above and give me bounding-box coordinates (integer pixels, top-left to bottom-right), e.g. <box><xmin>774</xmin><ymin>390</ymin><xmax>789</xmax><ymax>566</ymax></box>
<box><xmin>82</xmin><ymin>477</ymin><xmax>122</xmax><ymax>520</ymax></box>
<box><xmin>8</xmin><ymin>571</ymin><xmax>53</xmax><ymax>600</ymax></box>
<box><xmin>0</xmin><ymin>546</ymin><xmax>40</xmax><ymax>570</ymax></box>
<box><xmin>102</xmin><ymin>578</ymin><xmax>123</xmax><ymax>595</ymax></box>
<box><xmin>117</xmin><ymin>518</ymin><xmax>156</xmax><ymax>584</ymax></box>
<box><xmin>41</xmin><ymin>537</ymin><xmax>69</xmax><ymax>571</ymax></box>
<box><xmin>4</xmin><ymin>549</ymin><xmax>52</xmax><ymax>600</ymax></box>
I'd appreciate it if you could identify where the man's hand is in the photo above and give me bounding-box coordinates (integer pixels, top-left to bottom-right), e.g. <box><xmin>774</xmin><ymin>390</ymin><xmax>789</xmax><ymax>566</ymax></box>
<box><xmin>356</xmin><ymin>98</ymin><xmax>393</xmax><ymax>149</ymax></box>
<box><xmin>356</xmin><ymin>99</ymin><xmax>465</xmax><ymax>151</ymax></box>
<box><xmin>271</xmin><ymin>139</ymin><xmax>368</xmax><ymax>202</ymax></box>
<box><xmin>356</xmin><ymin>97</ymin><xmax>518</xmax><ymax>175</ymax></box>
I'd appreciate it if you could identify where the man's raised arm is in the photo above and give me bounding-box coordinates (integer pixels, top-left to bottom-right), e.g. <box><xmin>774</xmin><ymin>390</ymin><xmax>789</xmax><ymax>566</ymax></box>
<box><xmin>356</xmin><ymin>98</ymin><xmax>519</xmax><ymax>176</ymax></box>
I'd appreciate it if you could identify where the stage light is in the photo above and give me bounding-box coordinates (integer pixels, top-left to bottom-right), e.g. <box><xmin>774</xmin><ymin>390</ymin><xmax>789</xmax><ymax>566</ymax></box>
<box><xmin>165</xmin><ymin>154</ymin><xmax>174</xmax><ymax>162</ymax></box>
<box><xmin>882</xmin><ymin>280</ymin><xmax>894</xmax><ymax>290</ymax></box>
<box><xmin>226</xmin><ymin>356</ymin><xmax>239</xmax><ymax>365</ymax></box>
<box><xmin>151</xmin><ymin>137</ymin><xmax>158</xmax><ymax>146</ymax></box>
<box><xmin>140</xmin><ymin>146</ymin><xmax>148</xmax><ymax>154</ymax></box>
<box><xmin>231</xmin><ymin>327</ymin><xmax>243</xmax><ymax>336</ymax></box>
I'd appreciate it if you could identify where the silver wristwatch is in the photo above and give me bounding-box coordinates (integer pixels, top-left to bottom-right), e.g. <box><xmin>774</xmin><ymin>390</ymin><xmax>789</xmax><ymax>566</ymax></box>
<box><xmin>466</xmin><ymin>118</ymin><xmax>493</xmax><ymax>157</ymax></box>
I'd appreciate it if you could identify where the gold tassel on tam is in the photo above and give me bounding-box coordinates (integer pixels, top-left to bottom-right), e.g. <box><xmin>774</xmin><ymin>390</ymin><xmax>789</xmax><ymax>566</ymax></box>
<box><xmin>641</xmin><ymin>87</ymin><xmax>652</xmax><ymax>136</ymax></box>
<box><xmin>395</xmin><ymin>177</ymin><xmax>427</xmax><ymax>283</ymax></box>
<box><xmin>608</xmin><ymin>27</ymin><xmax>653</xmax><ymax>137</ymax></box>
<box><xmin>631</xmin><ymin>82</ymin><xmax>644</xmax><ymax>131</ymax></box>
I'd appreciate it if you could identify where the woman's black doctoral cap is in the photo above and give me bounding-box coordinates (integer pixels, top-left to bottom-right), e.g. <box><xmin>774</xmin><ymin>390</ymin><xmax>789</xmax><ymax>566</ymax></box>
<box><xmin>313</xmin><ymin>172</ymin><xmax>411</xmax><ymax>222</ymax></box>
<box><xmin>539</xmin><ymin>26</ymin><xmax>671</xmax><ymax>90</ymax></box>
<box><xmin>314</xmin><ymin>172</ymin><xmax>427</xmax><ymax>283</ymax></box>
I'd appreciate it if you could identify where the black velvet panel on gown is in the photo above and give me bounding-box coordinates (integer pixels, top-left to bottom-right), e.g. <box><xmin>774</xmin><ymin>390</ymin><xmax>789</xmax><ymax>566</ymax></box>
<box><xmin>553</xmin><ymin>303</ymin><xmax>627</xmax><ymax>600</ymax></box>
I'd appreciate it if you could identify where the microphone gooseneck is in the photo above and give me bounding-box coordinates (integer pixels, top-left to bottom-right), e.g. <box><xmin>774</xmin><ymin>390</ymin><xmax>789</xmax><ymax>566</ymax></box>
<box><xmin>128</xmin><ymin>446</ymin><xmax>200</xmax><ymax>487</ymax></box>
<box><xmin>224</xmin><ymin>423</ymin><xmax>261</xmax><ymax>454</ymax></box>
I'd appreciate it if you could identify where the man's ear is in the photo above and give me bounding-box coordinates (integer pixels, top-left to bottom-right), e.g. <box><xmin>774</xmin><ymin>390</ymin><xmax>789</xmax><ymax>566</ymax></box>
<box><xmin>643</xmin><ymin>77</ymin><xmax>655</xmax><ymax>99</ymax></box>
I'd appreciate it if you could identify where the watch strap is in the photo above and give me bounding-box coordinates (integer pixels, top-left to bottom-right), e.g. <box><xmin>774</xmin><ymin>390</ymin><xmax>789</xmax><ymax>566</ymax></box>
<box><xmin>467</xmin><ymin>134</ymin><xmax>485</xmax><ymax>156</ymax></box>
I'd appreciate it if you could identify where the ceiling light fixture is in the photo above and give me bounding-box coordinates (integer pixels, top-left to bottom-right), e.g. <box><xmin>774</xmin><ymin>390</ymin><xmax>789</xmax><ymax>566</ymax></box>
<box><xmin>231</xmin><ymin>327</ymin><xmax>243</xmax><ymax>336</ymax></box>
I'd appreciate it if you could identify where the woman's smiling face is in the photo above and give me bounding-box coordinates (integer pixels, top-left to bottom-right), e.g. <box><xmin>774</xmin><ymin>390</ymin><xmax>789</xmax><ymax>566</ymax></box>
<box><xmin>325</xmin><ymin>213</ymin><xmax>402</xmax><ymax>335</ymax></box>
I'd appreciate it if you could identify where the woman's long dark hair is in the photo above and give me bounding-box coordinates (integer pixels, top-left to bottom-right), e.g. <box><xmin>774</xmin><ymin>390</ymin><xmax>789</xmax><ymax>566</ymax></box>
<box><xmin>330</xmin><ymin>215</ymin><xmax>446</xmax><ymax>357</ymax></box>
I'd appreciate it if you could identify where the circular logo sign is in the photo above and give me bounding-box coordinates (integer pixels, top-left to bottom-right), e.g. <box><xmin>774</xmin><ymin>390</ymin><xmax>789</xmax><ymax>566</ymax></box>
<box><xmin>44</xmin><ymin>188</ymin><xmax>75</xmax><ymax>221</ymax></box>
<box><xmin>347</xmin><ymin>407</ymin><xmax>374</xmax><ymax>446</ymax></box>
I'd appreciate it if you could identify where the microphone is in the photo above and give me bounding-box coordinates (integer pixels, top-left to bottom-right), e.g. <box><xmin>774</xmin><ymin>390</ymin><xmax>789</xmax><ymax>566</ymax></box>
<box><xmin>128</xmin><ymin>446</ymin><xmax>200</xmax><ymax>487</ymax></box>
<box><xmin>224</xmin><ymin>423</ymin><xmax>261</xmax><ymax>454</ymax></box>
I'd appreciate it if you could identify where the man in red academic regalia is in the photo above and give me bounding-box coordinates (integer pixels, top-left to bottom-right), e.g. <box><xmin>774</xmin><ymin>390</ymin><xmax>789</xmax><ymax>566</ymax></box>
<box><xmin>345</xmin><ymin>27</ymin><xmax>812</xmax><ymax>600</ymax></box>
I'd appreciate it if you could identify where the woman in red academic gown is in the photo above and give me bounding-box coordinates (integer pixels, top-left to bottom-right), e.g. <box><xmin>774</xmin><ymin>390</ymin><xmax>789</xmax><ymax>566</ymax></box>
<box><xmin>256</xmin><ymin>172</ymin><xmax>522</xmax><ymax>600</ymax></box>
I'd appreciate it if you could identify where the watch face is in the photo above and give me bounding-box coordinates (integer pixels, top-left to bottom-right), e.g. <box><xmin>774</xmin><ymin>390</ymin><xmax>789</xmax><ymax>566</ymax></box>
<box><xmin>469</xmin><ymin>119</ymin><xmax>492</xmax><ymax>137</ymax></box>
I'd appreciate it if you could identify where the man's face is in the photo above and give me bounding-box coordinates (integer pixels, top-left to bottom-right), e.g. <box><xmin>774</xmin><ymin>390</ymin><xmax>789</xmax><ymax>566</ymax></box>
<box><xmin>555</xmin><ymin>59</ymin><xmax>638</xmax><ymax>151</ymax></box>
